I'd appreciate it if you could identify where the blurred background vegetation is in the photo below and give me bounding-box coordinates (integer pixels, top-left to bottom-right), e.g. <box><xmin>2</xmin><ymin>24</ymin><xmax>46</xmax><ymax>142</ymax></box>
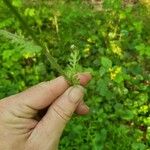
<box><xmin>0</xmin><ymin>0</ymin><xmax>150</xmax><ymax>149</ymax></box>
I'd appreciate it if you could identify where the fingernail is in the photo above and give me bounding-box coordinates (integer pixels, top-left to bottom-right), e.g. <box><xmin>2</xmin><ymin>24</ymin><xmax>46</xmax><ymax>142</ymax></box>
<box><xmin>82</xmin><ymin>104</ymin><xmax>89</xmax><ymax>111</ymax></box>
<box><xmin>69</xmin><ymin>86</ymin><xmax>84</xmax><ymax>103</ymax></box>
<box><xmin>80</xmin><ymin>104</ymin><xmax>90</xmax><ymax>114</ymax></box>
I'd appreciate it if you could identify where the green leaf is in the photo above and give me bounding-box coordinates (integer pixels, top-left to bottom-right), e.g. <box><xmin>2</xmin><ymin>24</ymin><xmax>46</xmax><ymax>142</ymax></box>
<box><xmin>24</xmin><ymin>8</ymin><xmax>36</xmax><ymax>17</ymax></box>
<box><xmin>122</xmin><ymin>110</ymin><xmax>134</xmax><ymax>120</ymax></box>
<box><xmin>132</xmin><ymin>143</ymin><xmax>146</xmax><ymax>150</ymax></box>
<box><xmin>12</xmin><ymin>0</ymin><xmax>22</xmax><ymax>7</ymax></box>
<box><xmin>99</xmin><ymin>66</ymin><xmax>107</xmax><ymax>76</ymax></box>
<box><xmin>114</xmin><ymin>73</ymin><xmax>124</xmax><ymax>83</ymax></box>
<box><xmin>144</xmin><ymin>117</ymin><xmax>150</xmax><ymax>126</ymax></box>
<box><xmin>97</xmin><ymin>79</ymin><xmax>109</xmax><ymax>96</ymax></box>
<box><xmin>101</xmin><ymin>57</ymin><xmax>112</xmax><ymax>70</ymax></box>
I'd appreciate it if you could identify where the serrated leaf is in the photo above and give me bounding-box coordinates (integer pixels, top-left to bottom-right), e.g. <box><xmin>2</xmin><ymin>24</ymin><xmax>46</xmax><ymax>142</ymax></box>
<box><xmin>97</xmin><ymin>79</ymin><xmax>109</xmax><ymax>96</ymax></box>
<box><xmin>101</xmin><ymin>57</ymin><xmax>112</xmax><ymax>70</ymax></box>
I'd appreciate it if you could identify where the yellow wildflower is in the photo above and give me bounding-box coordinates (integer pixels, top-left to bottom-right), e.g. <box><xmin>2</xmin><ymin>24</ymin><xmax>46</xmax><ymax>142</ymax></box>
<box><xmin>109</xmin><ymin>66</ymin><xmax>122</xmax><ymax>80</ymax></box>
<box><xmin>83</xmin><ymin>47</ymin><xmax>90</xmax><ymax>53</ymax></box>
<box><xmin>83</xmin><ymin>47</ymin><xmax>90</xmax><ymax>57</ymax></box>
<box><xmin>87</xmin><ymin>38</ymin><xmax>93</xmax><ymax>43</ymax></box>
<box><xmin>110</xmin><ymin>42</ymin><xmax>122</xmax><ymax>56</ymax></box>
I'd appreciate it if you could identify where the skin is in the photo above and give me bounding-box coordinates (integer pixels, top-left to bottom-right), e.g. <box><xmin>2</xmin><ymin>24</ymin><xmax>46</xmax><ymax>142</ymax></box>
<box><xmin>0</xmin><ymin>73</ymin><xmax>91</xmax><ymax>150</ymax></box>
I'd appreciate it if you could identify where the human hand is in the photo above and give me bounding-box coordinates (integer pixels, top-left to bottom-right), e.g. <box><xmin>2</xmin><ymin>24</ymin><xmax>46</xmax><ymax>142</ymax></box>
<box><xmin>0</xmin><ymin>73</ymin><xmax>91</xmax><ymax>150</ymax></box>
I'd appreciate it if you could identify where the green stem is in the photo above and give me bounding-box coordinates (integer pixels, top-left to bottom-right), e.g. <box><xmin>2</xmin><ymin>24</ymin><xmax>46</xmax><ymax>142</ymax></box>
<box><xmin>2</xmin><ymin>0</ymin><xmax>72</xmax><ymax>84</ymax></box>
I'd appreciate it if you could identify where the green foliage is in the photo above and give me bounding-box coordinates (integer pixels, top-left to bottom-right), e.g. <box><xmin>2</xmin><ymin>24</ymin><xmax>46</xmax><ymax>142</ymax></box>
<box><xmin>0</xmin><ymin>0</ymin><xmax>150</xmax><ymax>149</ymax></box>
<box><xmin>66</xmin><ymin>50</ymin><xmax>81</xmax><ymax>85</ymax></box>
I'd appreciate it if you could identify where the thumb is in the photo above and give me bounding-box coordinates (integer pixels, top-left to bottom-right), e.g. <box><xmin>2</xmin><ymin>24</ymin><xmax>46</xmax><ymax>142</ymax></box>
<box><xmin>51</xmin><ymin>85</ymin><xmax>84</xmax><ymax>121</ymax></box>
<box><xmin>29</xmin><ymin>86</ymin><xmax>84</xmax><ymax>149</ymax></box>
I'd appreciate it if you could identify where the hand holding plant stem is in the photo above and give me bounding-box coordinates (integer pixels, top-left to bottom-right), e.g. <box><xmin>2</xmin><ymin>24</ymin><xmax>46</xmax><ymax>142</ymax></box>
<box><xmin>0</xmin><ymin>73</ymin><xmax>91</xmax><ymax>150</ymax></box>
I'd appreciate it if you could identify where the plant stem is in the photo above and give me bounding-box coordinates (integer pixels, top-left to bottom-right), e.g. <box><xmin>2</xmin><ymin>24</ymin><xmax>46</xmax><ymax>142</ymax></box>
<box><xmin>2</xmin><ymin>0</ymin><xmax>72</xmax><ymax>84</ymax></box>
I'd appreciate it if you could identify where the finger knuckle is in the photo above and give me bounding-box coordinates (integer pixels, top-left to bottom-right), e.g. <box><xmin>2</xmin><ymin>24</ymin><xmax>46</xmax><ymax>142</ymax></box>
<box><xmin>52</xmin><ymin>104</ymin><xmax>72</xmax><ymax>121</ymax></box>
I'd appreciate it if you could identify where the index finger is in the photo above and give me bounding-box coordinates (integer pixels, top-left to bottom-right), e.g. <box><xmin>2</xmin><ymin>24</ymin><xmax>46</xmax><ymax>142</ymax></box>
<box><xmin>13</xmin><ymin>73</ymin><xmax>91</xmax><ymax>110</ymax></box>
